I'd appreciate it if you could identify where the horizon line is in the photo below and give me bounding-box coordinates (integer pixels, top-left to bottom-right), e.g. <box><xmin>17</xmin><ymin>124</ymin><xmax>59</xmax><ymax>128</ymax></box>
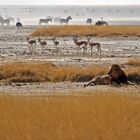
<box><xmin>0</xmin><ymin>4</ymin><xmax>139</xmax><ymax>6</ymax></box>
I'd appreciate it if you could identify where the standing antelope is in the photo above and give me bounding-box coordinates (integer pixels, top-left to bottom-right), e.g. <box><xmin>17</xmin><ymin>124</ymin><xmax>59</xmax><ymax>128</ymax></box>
<box><xmin>52</xmin><ymin>37</ymin><xmax>59</xmax><ymax>51</ymax></box>
<box><xmin>38</xmin><ymin>38</ymin><xmax>47</xmax><ymax>53</ymax></box>
<box><xmin>26</xmin><ymin>37</ymin><xmax>36</xmax><ymax>54</ymax></box>
<box><xmin>87</xmin><ymin>37</ymin><xmax>101</xmax><ymax>56</ymax></box>
<box><xmin>73</xmin><ymin>36</ymin><xmax>88</xmax><ymax>55</ymax></box>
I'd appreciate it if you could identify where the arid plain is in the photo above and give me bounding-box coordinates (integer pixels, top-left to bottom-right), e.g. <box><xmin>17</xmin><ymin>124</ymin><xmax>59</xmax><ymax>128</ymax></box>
<box><xmin>0</xmin><ymin>25</ymin><xmax>140</xmax><ymax>140</ymax></box>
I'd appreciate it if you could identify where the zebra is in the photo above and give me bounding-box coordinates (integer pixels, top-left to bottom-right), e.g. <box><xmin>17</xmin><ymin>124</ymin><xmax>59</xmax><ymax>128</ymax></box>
<box><xmin>60</xmin><ymin>16</ymin><xmax>72</xmax><ymax>25</ymax></box>
<box><xmin>0</xmin><ymin>16</ymin><xmax>10</xmax><ymax>26</ymax></box>
<box><xmin>39</xmin><ymin>18</ymin><xmax>52</xmax><ymax>25</ymax></box>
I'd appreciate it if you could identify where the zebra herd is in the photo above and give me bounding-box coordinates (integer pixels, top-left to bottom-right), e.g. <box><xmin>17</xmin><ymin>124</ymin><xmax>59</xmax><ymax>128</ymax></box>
<box><xmin>39</xmin><ymin>16</ymin><xmax>72</xmax><ymax>25</ymax></box>
<box><xmin>26</xmin><ymin>36</ymin><xmax>102</xmax><ymax>57</ymax></box>
<box><xmin>39</xmin><ymin>16</ymin><xmax>108</xmax><ymax>25</ymax></box>
<box><xmin>0</xmin><ymin>15</ymin><xmax>108</xmax><ymax>26</ymax></box>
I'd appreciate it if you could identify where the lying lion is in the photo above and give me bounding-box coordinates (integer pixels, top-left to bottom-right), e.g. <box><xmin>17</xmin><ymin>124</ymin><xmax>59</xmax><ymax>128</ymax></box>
<box><xmin>84</xmin><ymin>64</ymin><xmax>135</xmax><ymax>87</ymax></box>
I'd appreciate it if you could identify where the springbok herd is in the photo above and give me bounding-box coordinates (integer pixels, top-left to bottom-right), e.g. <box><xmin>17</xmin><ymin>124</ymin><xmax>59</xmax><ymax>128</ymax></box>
<box><xmin>26</xmin><ymin>36</ymin><xmax>102</xmax><ymax>56</ymax></box>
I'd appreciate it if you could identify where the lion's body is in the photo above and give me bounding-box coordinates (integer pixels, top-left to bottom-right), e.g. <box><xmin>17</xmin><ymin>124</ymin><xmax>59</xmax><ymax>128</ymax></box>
<box><xmin>84</xmin><ymin>75</ymin><xmax>112</xmax><ymax>87</ymax></box>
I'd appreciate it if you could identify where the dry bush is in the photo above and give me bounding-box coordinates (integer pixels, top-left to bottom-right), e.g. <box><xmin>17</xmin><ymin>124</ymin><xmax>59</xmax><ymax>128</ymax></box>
<box><xmin>0</xmin><ymin>94</ymin><xmax>140</xmax><ymax>140</ymax></box>
<box><xmin>31</xmin><ymin>25</ymin><xmax>140</xmax><ymax>37</ymax></box>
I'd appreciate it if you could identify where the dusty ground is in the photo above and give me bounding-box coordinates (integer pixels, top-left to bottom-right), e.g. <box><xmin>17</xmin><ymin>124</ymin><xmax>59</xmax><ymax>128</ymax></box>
<box><xmin>0</xmin><ymin>25</ymin><xmax>139</xmax><ymax>94</ymax></box>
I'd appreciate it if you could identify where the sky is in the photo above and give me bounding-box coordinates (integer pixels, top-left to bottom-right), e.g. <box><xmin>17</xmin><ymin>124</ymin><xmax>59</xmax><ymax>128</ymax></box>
<box><xmin>0</xmin><ymin>0</ymin><xmax>140</xmax><ymax>5</ymax></box>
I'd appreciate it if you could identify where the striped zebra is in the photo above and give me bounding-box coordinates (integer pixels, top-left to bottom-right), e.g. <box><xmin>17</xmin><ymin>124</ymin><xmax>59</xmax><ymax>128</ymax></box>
<box><xmin>39</xmin><ymin>18</ymin><xmax>52</xmax><ymax>25</ymax></box>
<box><xmin>60</xmin><ymin>16</ymin><xmax>72</xmax><ymax>25</ymax></box>
<box><xmin>0</xmin><ymin>16</ymin><xmax>10</xmax><ymax>25</ymax></box>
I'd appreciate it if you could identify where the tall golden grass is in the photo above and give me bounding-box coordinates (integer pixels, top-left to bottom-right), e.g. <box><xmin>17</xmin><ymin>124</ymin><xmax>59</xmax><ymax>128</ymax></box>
<box><xmin>0</xmin><ymin>94</ymin><xmax>140</xmax><ymax>140</ymax></box>
<box><xmin>31</xmin><ymin>25</ymin><xmax>140</xmax><ymax>37</ymax></box>
<box><xmin>127</xmin><ymin>58</ymin><xmax>140</xmax><ymax>66</ymax></box>
<box><xmin>0</xmin><ymin>62</ymin><xmax>140</xmax><ymax>83</ymax></box>
<box><xmin>0</xmin><ymin>63</ymin><xmax>108</xmax><ymax>83</ymax></box>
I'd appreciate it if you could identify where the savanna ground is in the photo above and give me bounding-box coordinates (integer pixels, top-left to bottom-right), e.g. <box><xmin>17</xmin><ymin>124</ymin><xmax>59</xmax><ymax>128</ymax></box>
<box><xmin>0</xmin><ymin>25</ymin><xmax>140</xmax><ymax>139</ymax></box>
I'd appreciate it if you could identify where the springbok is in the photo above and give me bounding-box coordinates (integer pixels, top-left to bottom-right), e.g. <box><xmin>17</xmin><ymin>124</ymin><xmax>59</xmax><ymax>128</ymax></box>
<box><xmin>87</xmin><ymin>37</ymin><xmax>101</xmax><ymax>56</ymax></box>
<box><xmin>73</xmin><ymin>36</ymin><xmax>88</xmax><ymax>55</ymax></box>
<box><xmin>52</xmin><ymin>37</ymin><xmax>59</xmax><ymax>51</ymax></box>
<box><xmin>38</xmin><ymin>38</ymin><xmax>47</xmax><ymax>52</ymax></box>
<box><xmin>60</xmin><ymin>16</ymin><xmax>72</xmax><ymax>25</ymax></box>
<box><xmin>26</xmin><ymin>37</ymin><xmax>36</xmax><ymax>54</ymax></box>
<box><xmin>39</xmin><ymin>18</ymin><xmax>52</xmax><ymax>25</ymax></box>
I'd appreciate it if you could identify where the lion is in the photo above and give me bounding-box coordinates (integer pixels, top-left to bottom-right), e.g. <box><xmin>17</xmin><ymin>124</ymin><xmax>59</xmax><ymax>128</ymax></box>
<box><xmin>84</xmin><ymin>74</ymin><xmax>112</xmax><ymax>88</ymax></box>
<box><xmin>84</xmin><ymin>64</ymin><xmax>135</xmax><ymax>88</ymax></box>
<box><xmin>108</xmin><ymin>64</ymin><xmax>127</xmax><ymax>84</ymax></box>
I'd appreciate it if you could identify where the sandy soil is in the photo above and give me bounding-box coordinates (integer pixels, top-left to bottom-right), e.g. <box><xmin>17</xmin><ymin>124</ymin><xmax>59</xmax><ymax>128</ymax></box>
<box><xmin>0</xmin><ymin>25</ymin><xmax>139</xmax><ymax>95</ymax></box>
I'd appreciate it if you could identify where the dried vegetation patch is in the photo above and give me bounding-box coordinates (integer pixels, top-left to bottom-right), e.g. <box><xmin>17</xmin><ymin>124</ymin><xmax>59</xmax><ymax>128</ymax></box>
<box><xmin>0</xmin><ymin>94</ymin><xmax>140</xmax><ymax>140</ymax></box>
<box><xmin>0</xmin><ymin>62</ymin><xmax>139</xmax><ymax>84</ymax></box>
<box><xmin>31</xmin><ymin>25</ymin><xmax>140</xmax><ymax>37</ymax></box>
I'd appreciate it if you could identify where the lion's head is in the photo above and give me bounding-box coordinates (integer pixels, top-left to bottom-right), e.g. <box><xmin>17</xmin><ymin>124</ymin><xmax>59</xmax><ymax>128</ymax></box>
<box><xmin>108</xmin><ymin>64</ymin><xmax>127</xmax><ymax>83</ymax></box>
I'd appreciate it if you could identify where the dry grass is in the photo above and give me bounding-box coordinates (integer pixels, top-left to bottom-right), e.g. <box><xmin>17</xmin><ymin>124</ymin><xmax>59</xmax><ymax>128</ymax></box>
<box><xmin>126</xmin><ymin>66</ymin><xmax>140</xmax><ymax>83</ymax></box>
<box><xmin>0</xmin><ymin>94</ymin><xmax>140</xmax><ymax>140</ymax></box>
<box><xmin>0</xmin><ymin>62</ymin><xmax>140</xmax><ymax>83</ymax></box>
<box><xmin>0</xmin><ymin>63</ymin><xmax>108</xmax><ymax>83</ymax></box>
<box><xmin>127</xmin><ymin>58</ymin><xmax>140</xmax><ymax>66</ymax></box>
<box><xmin>31</xmin><ymin>25</ymin><xmax>140</xmax><ymax>37</ymax></box>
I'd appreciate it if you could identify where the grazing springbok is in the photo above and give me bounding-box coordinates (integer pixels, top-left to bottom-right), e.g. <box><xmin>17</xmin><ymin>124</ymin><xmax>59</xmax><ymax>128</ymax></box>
<box><xmin>16</xmin><ymin>22</ymin><xmax>22</xmax><ymax>32</ymax></box>
<box><xmin>39</xmin><ymin>18</ymin><xmax>52</xmax><ymax>25</ymax></box>
<box><xmin>73</xmin><ymin>36</ymin><xmax>88</xmax><ymax>55</ymax></box>
<box><xmin>38</xmin><ymin>38</ymin><xmax>47</xmax><ymax>52</ymax></box>
<box><xmin>87</xmin><ymin>37</ymin><xmax>101</xmax><ymax>56</ymax></box>
<box><xmin>0</xmin><ymin>16</ymin><xmax>10</xmax><ymax>25</ymax></box>
<box><xmin>86</xmin><ymin>18</ymin><xmax>92</xmax><ymax>25</ymax></box>
<box><xmin>60</xmin><ymin>16</ymin><xmax>72</xmax><ymax>25</ymax></box>
<box><xmin>26</xmin><ymin>37</ymin><xmax>37</xmax><ymax>54</ymax></box>
<box><xmin>52</xmin><ymin>37</ymin><xmax>59</xmax><ymax>51</ymax></box>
